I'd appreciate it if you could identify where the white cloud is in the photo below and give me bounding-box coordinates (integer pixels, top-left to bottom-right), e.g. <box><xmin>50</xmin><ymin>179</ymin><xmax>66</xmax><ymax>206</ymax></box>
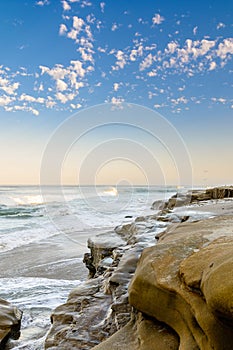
<box><xmin>147</xmin><ymin>70</ymin><xmax>157</xmax><ymax>77</ymax></box>
<box><xmin>152</xmin><ymin>14</ymin><xmax>164</xmax><ymax>25</ymax></box>
<box><xmin>62</xmin><ymin>0</ymin><xmax>71</xmax><ymax>11</ymax></box>
<box><xmin>38</xmin><ymin>83</ymin><xmax>44</xmax><ymax>91</ymax></box>
<box><xmin>111</xmin><ymin>23</ymin><xmax>118</xmax><ymax>31</ymax></box>
<box><xmin>80</xmin><ymin>0</ymin><xmax>92</xmax><ymax>7</ymax></box>
<box><xmin>129</xmin><ymin>45</ymin><xmax>143</xmax><ymax>61</ymax></box>
<box><xmin>85</xmin><ymin>24</ymin><xmax>93</xmax><ymax>40</ymax></box>
<box><xmin>36</xmin><ymin>0</ymin><xmax>50</xmax><ymax>6</ymax></box>
<box><xmin>178</xmin><ymin>85</ymin><xmax>186</xmax><ymax>91</ymax></box>
<box><xmin>73</xmin><ymin>16</ymin><xmax>85</xmax><ymax>32</ymax></box>
<box><xmin>39</xmin><ymin>65</ymin><xmax>50</xmax><ymax>75</ymax></box>
<box><xmin>171</xmin><ymin>96</ymin><xmax>188</xmax><ymax>105</ymax></box>
<box><xmin>67</xmin><ymin>29</ymin><xmax>78</xmax><ymax>40</ymax></box>
<box><xmin>139</xmin><ymin>53</ymin><xmax>153</xmax><ymax>71</ymax></box>
<box><xmin>193</xmin><ymin>26</ymin><xmax>198</xmax><ymax>35</ymax></box>
<box><xmin>166</xmin><ymin>41</ymin><xmax>178</xmax><ymax>54</ymax></box>
<box><xmin>39</xmin><ymin>62</ymin><xmax>86</xmax><ymax>104</ymax></box>
<box><xmin>78</xmin><ymin>47</ymin><xmax>93</xmax><ymax>62</ymax></box>
<box><xmin>0</xmin><ymin>95</ymin><xmax>13</xmax><ymax>106</ymax></box>
<box><xmin>56</xmin><ymin>79</ymin><xmax>68</xmax><ymax>91</ymax></box>
<box><xmin>19</xmin><ymin>94</ymin><xmax>36</xmax><ymax>102</ymax></box>
<box><xmin>56</xmin><ymin>92</ymin><xmax>75</xmax><ymax>103</ymax></box>
<box><xmin>75</xmin><ymin>81</ymin><xmax>84</xmax><ymax>90</ymax></box>
<box><xmin>217</xmin><ymin>22</ymin><xmax>225</xmax><ymax>30</ymax></box>
<box><xmin>40</xmin><ymin>64</ymin><xmax>68</xmax><ymax>80</ymax></box>
<box><xmin>184</xmin><ymin>39</ymin><xmax>216</xmax><ymax>58</ymax></box>
<box><xmin>70</xmin><ymin>60</ymin><xmax>86</xmax><ymax>77</ymax></box>
<box><xmin>32</xmin><ymin>108</ymin><xmax>40</xmax><ymax>116</ymax></box>
<box><xmin>209</xmin><ymin>61</ymin><xmax>217</xmax><ymax>71</ymax></box>
<box><xmin>46</xmin><ymin>97</ymin><xmax>56</xmax><ymax>108</ymax></box>
<box><xmin>198</xmin><ymin>39</ymin><xmax>216</xmax><ymax>56</ymax></box>
<box><xmin>12</xmin><ymin>105</ymin><xmax>39</xmax><ymax>116</ymax></box>
<box><xmin>217</xmin><ymin>38</ymin><xmax>233</xmax><ymax>59</ymax></box>
<box><xmin>113</xmin><ymin>83</ymin><xmax>120</xmax><ymax>91</ymax></box>
<box><xmin>70</xmin><ymin>103</ymin><xmax>82</xmax><ymax>109</ymax></box>
<box><xmin>100</xmin><ymin>2</ymin><xmax>105</xmax><ymax>13</ymax></box>
<box><xmin>19</xmin><ymin>94</ymin><xmax>45</xmax><ymax>104</ymax></box>
<box><xmin>114</xmin><ymin>50</ymin><xmax>127</xmax><ymax>70</ymax></box>
<box><xmin>0</xmin><ymin>78</ymin><xmax>19</xmax><ymax>95</ymax></box>
<box><xmin>59</xmin><ymin>24</ymin><xmax>68</xmax><ymax>36</ymax></box>
<box><xmin>111</xmin><ymin>97</ymin><xmax>124</xmax><ymax>106</ymax></box>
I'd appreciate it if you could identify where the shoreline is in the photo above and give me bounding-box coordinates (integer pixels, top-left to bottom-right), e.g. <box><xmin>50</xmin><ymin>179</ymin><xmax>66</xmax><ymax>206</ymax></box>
<box><xmin>44</xmin><ymin>186</ymin><xmax>233</xmax><ymax>350</ymax></box>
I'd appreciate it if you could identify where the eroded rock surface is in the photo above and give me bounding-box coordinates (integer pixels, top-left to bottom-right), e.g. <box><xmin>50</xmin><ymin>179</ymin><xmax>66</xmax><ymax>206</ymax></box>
<box><xmin>129</xmin><ymin>215</ymin><xmax>233</xmax><ymax>350</ymax></box>
<box><xmin>151</xmin><ymin>185</ymin><xmax>233</xmax><ymax>211</ymax></box>
<box><xmin>45</xmin><ymin>187</ymin><xmax>233</xmax><ymax>350</ymax></box>
<box><xmin>0</xmin><ymin>299</ymin><xmax>22</xmax><ymax>349</ymax></box>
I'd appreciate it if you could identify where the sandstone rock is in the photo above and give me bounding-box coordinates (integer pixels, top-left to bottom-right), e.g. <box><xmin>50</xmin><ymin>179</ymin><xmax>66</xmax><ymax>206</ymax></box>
<box><xmin>0</xmin><ymin>298</ymin><xmax>22</xmax><ymax>349</ymax></box>
<box><xmin>156</xmin><ymin>186</ymin><xmax>233</xmax><ymax>213</ymax></box>
<box><xmin>180</xmin><ymin>236</ymin><xmax>233</xmax><ymax>325</ymax></box>
<box><xmin>45</xmin><ymin>187</ymin><xmax>233</xmax><ymax>350</ymax></box>
<box><xmin>129</xmin><ymin>215</ymin><xmax>233</xmax><ymax>350</ymax></box>
<box><xmin>92</xmin><ymin>312</ymin><xmax>179</xmax><ymax>350</ymax></box>
<box><xmin>87</xmin><ymin>232</ymin><xmax>125</xmax><ymax>271</ymax></box>
<box><xmin>45</xmin><ymin>277</ymin><xmax>113</xmax><ymax>349</ymax></box>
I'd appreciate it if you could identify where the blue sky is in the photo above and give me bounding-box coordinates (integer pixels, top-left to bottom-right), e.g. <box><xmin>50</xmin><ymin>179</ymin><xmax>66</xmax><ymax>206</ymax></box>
<box><xmin>0</xmin><ymin>0</ymin><xmax>232</xmax><ymax>185</ymax></box>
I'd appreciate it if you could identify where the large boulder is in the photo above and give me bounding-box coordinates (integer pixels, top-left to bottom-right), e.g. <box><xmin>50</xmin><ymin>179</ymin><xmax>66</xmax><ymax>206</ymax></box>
<box><xmin>0</xmin><ymin>299</ymin><xmax>22</xmax><ymax>349</ymax></box>
<box><xmin>129</xmin><ymin>215</ymin><xmax>233</xmax><ymax>350</ymax></box>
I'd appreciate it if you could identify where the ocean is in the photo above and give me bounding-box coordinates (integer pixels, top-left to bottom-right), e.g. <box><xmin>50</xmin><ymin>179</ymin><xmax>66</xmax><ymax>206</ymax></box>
<box><xmin>0</xmin><ymin>185</ymin><xmax>177</xmax><ymax>349</ymax></box>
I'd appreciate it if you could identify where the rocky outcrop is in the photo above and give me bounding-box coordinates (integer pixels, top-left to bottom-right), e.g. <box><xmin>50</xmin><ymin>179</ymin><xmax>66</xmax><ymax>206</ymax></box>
<box><xmin>0</xmin><ymin>299</ymin><xmax>22</xmax><ymax>349</ymax></box>
<box><xmin>45</xmin><ymin>215</ymin><xmax>167</xmax><ymax>349</ymax></box>
<box><xmin>129</xmin><ymin>215</ymin><xmax>233</xmax><ymax>350</ymax></box>
<box><xmin>151</xmin><ymin>185</ymin><xmax>233</xmax><ymax>211</ymax></box>
<box><xmin>45</xmin><ymin>187</ymin><xmax>233</xmax><ymax>350</ymax></box>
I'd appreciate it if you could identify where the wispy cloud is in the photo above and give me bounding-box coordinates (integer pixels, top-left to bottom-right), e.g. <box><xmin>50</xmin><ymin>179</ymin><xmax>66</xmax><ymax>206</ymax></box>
<box><xmin>193</xmin><ymin>26</ymin><xmax>198</xmax><ymax>35</ymax></box>
<box><xmin>1</xmin><ymin>1</ymin><xmax>233</xmax><ymax>117</ymax></box>
<box><xmin>217</xmin><ymin>22</ymin><xmax>225</xmax><ymax>30</ymax></box>
<box><xmin>100</xmin><ymin>2</ymin><xmax>105</xmax><ymax>13</ymax></box>
<box><xmin>36</xmin><ymin>0</ymin><xmax>50</xmax><ymax>6</ymax></box>
<box><xmin>111</xmin><ymin>23</ymin><xmax>118</xmax><ymax>31</ymax></box>
<box><xmin>152</xmin><ymin>14</ymin><xmax>164</xmax><ymax>25</ymax></box>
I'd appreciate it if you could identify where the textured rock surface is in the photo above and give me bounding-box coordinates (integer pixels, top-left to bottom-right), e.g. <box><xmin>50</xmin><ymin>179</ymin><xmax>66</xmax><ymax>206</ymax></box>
<box><xmin>93</xmin><ymin>312</ymin><xmax>179</xmax><ymax>350</ymax></box>
<box><xmin>45</xmin><ymin>206</ymin><xmax>167</xmax><ymax>349</ymax></box>
<box><xmin>129</xmin><ymin>215</ymin><xmax>233</xmax><ymax>350</ymax></box>
<box><xmin>152</xmin><ymin>185</ymin><xmax>233</xmax><ymax>211</ymax></box>
<box><xmin>0</xmin><ymin>299</ymin><xmax>22</xmax><ymax>349</ymax></box>
<box><xmin>45</xmin><ymin>187</ymin><xmax>233</xmax><ymax>350</ymax></box>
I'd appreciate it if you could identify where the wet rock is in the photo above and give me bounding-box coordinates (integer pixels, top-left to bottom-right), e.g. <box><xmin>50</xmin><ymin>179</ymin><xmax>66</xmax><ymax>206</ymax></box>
<box><xmin>87</xmin><ymin>232</ymin><xmax>125</xmax><ymax>273</ymax></box>
<box><xmin>46</xmin><ymin>186</ymin><xmax>233</xmax><ymax>350</ymax></box>
<box><xmin>0</xmin><ymin>299</ymin><xmax>22</xmax><ymax>349</ymax></box>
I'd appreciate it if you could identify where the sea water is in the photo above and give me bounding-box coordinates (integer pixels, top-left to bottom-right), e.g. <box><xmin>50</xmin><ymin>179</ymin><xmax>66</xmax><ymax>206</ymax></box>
<box><xmin>0</xmin><ymin>185</ymin><xmax>176</xmax><ymax>349</ymax></box>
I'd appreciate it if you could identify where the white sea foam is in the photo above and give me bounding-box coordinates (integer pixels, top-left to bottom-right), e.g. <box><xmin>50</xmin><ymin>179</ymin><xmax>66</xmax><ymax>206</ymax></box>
<box><xmin>0</xmin><ymin>277</ymin><xmax>81</xmax><ymax>350</ymax></box>
<box><xmin>0</xmin><ymin>224</ymin><xmax>58</xmax><ymax>252</ymax></box>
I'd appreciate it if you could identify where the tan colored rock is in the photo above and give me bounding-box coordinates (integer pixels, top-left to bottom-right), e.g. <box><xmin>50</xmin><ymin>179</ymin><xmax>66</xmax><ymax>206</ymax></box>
<box><xmin>129</xmin><ymin>215</ymin><xmax>233</xmax><ymax>350</ymax></box>
<box><xmin>0</xmin><ymin>298</ymin><xmax>22</xmax><ymax>348</ymax></box>
<box><xmin>92</xmin><ymin>313</ymin><xmax>179</xmax><ymax>350</ymax></box>
<box><xmin>45</xmin><ymin>188</ymin><xmax>233</xmax><ymax>350</ymax></box>
<box><xmin>180</xmin><ymin>236</ymin><xmax>233</xmax><ymax>325</ymax></box>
